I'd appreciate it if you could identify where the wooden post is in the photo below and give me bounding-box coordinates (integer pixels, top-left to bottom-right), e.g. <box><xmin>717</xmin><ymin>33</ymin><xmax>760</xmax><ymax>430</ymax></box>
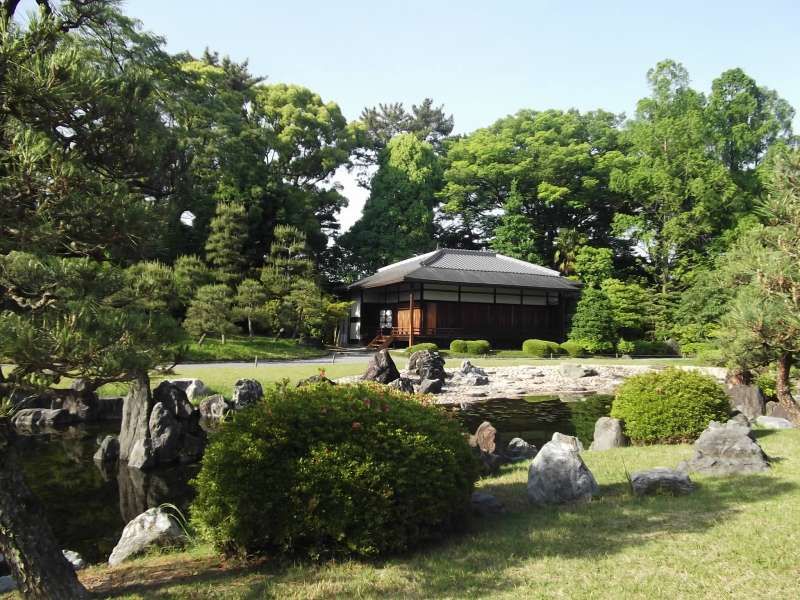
<box><xmin>408</xmin><ymin>288</ymin><xmax>414</xmax><ymax>348</ymax></box>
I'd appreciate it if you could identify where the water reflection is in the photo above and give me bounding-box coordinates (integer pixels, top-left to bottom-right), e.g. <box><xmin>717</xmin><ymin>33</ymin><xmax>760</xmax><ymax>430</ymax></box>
<box><xmin>455</xmin><ymin>394</ymin><xmax>613</xmax><ymax>448</ymax></box>
<box><xmin>13</xmin><ymin>424</ymin><xmax>197</xmax><ymax>564</ymax></box>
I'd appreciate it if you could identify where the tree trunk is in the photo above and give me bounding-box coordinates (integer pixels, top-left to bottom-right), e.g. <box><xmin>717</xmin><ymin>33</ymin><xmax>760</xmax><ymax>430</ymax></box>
<box><xmin>0</xmin><ymin>419</ymin><xmax>89</xmax><ymax>599</ymax></box>
<box><xmin>221</xmin><ymin>332</ymin><xmax>226</xmax><ymax>345</ymax></box>
<box><xmin>775</xmin><ymin>353</ymin><xmax>800</xmax><ymax>423</ymax></box>
<box><xmin>247</xmin><ymin>317</ymin><xmax>253</xmax><ymax>337</ymax></box>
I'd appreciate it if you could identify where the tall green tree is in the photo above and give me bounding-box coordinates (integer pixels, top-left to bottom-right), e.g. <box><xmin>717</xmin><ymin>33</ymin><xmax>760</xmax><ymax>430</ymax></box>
<box><xmin>183</xmin><ymin>284</ymin><xmax>237</xmax><ymax>344</ymax></box>
<box><xmin>568</xmin><ymin>287</ymin><xmax>617</xmax><ymax>352</ymax></box>
<box><xmin>233</xmin><ymin>278</ymin><xmax>269</xmax><ymax>337</ymax></box>
<box><xmin>490</xmin><ymin>181</ymin><xmax>542</xmax><ymax>263</ymax></box>
<box><xmin>574</xmin><ymin>247</ymin><xmax>614</xmax><ymax>286</ymax></box>
<box><xmin>340</xmin><ymin>134</ymin><xmax>442</xmax><ymax>275</ymax></box>
<box><xmin>205</xmin><ymin>201</ymin><xmax>248</xmax><ymax>285</ymax></box>
<box><xmin>717</xmin><ymin>151</ymin><xmax>800</xmax><ymax>421</ymax></box>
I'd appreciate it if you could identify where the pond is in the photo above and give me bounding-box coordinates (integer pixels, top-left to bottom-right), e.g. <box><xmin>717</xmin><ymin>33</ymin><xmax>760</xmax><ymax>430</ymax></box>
<box><xmin>10</xmin><ymin>394</ymin><xmax>612</xmax><ymax>565</ymax></box>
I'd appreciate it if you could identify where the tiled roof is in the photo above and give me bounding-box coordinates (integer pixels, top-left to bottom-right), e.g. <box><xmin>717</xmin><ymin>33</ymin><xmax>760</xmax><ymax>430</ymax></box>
<box><xmin>349</xmin><ymin>249</ymin><xmax>581</xmax><ymax>291</ymax></box>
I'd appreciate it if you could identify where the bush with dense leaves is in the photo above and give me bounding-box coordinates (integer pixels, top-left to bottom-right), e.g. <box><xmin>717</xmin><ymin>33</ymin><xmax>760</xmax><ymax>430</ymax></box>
<box><xmin>465</xmin><ymin>340</ymin><xmax>491</xmax><ymax>354</ymax></box>
<box><xmin>617</xmin><ymin>339</ymin><xmax>635</xmax><ymax>355</ymax></box>
<box><xmin>449</xmin><ymin>340</ymin><xmax>467</xmax><ymax>353</ymax></box>
<box><xmin>560</xmin><ymin>340</ymin><xmax>588</xmax><ymax>357</ymax></box>
<box><xmin>522</xmin><ymin>339</ymin><xmax>562</xmax><ymax>357</ymax></box>
<box><xmin>631</xmin><ymin>340</ymin><xmax>676</xmax><ymax>356</ymax></box>
<box><xmin>191</xmin><ymin>382</ymin><xmax>478</xmax><ymax>560</ymax></box>
<box><xmin>611</xmin><ymin>368</ymin><xmax>730</xmax><ymax>443</ymax></box>
<box><xmin>405</xmin><ymin>342</ymin><xmax>438</xmax><ymax>354</ymax></box>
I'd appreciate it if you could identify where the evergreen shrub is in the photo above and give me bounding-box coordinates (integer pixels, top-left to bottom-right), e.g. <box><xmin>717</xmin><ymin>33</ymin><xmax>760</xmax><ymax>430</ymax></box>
<box><xmin>465</xmin><ymin>340</ymin><xmax>491</xmax><ymax>355</ymax></box>
<box><xmin>560</xmin><ymin>340</ymin><xmax>588</xmax><ymax>357</ymax></box>
<box><xmin>522</xmin><ymin>339</ymin><xmax>562</xmax><ymax>357</ymax></box>
<box><xmin>611</xmin><ymin>368</ymin><xmax>730</xmax><ymax>443</ymax></box>
<box><xmin>405</xmin><ymin>342</ymin><xmax>438</xmax><ymax>354</ymax></box>
<box><xmin>631</xmin><ymin>340</ymin><xmax>676</xmax><ymax>356</ymax></box>
<box><xmin>191</xmin><ymin>382</ymin><xmax>478</xmax><ymax>560</ymax></box>
<box><xmin>449</xmin><ymin>340</ymin><xmax>468</xmax><ymax>353</ymax></box>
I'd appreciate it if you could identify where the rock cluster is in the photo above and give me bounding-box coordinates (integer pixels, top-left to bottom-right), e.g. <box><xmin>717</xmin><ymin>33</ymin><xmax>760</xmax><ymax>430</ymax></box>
<box><xmin>681</xmin><ymin>420</ymin><xmax>769</xmax><ymax>476</ymax></box>
<box><xmin>167</xmin><ymin>378</ymin><xmax>210</xmax><ymax>403</ymax></box>
<box><xmin>231</xmin><ymin>378</ymin><xmax>263</xmax><ymax>409</ymax></box>
<box><xmin>527</xmin><ymin>432</ymin><xmax>598</xmax><ymax>505</ymax></box>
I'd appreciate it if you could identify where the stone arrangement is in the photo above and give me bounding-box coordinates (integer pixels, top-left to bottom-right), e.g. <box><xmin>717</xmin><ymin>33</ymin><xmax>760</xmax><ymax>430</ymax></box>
<box><xmin>527</xmin><ymin>432</ymin><xmax>599</xmax><ymax>505</ymax></box>
<box><xmin>680</xmin><ymin>420</ymin><xmax>770</xmax><ymax>476</ymax></box>
<box><xmin>630</xmin><ymin>468</ymin><xmax>696</xmax><ymax>496</ymax></box>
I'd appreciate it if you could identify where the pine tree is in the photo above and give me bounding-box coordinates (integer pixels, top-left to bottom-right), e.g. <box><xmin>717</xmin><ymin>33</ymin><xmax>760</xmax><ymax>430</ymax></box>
<box><xmin>490</xmin><ymin>181</ymin><xmax>543</xmax><ymax>263</ymax></box>
<box><xmin>568</xmin><ymin>287</ymin><xmax>617</xmax><ymax>352</ymax></box>
<box><xmin>183</xmin><ymin>284</ymin><xmax>237</xmax><ymax>344</ymax></box>
<box><xmin>205</xmin><ymin>201</ymin><xmax>248</xmax><ymax>285</ymax></box>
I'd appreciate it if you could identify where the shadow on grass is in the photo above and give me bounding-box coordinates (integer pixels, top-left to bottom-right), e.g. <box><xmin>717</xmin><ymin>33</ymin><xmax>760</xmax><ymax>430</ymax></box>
<box><xmin>89</xmin><ymin>471</ymin><xmax>795</xmax><ymax>599</ymax></box>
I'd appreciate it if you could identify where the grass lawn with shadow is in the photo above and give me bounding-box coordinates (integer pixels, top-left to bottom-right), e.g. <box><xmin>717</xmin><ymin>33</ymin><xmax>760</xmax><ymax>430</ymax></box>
<box><xmin>63</xmin><ymin>429</ymin><xmax>800</xmax><ymax>599</ymax></box>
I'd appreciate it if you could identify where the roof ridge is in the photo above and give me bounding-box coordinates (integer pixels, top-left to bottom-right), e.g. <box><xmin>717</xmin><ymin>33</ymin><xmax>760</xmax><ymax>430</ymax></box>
<box><xmin>428</xmin><ymin>265</ymin><xmax>565</xmax><ymax>278</ymax></box>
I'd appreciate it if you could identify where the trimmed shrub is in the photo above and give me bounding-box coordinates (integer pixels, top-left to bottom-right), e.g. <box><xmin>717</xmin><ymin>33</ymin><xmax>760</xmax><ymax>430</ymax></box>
<box><xmin>631</xmin><ymin>340</ymin><xmax>676</xmax><ymax>356</ymax></box>
<box><xmin>465</xmin><ymin>340</ymin><xmax>491</xmax><ymax>355</ymax></box>
<box><xmin>560</xmin><ymin>340</ymin><xmax>587</xmax><ymax>357</ymax></box>
<box><xmin>449</xmin><ymin>340</ymin><xmax>468</xmax><ymax>353</ymax></box>
<box><xmin>522</xmin><ymin>339</ymin><xmax>562</xmax><ymax>357</ymax></box>
<box><xmin>405</xmin><ymin>342</ymin><xmax>438</xmax><ymax>354</ymax></box>
<box><xmin>191</xmin><ymin>382</ymin><xmax>478</xmax><ymax>560</ymax></box>
<box><xmin>617</xmin><ymin>338</ymin><xmax>635</xmax><ymax>355</ymax></box>
<box><xmin>611</xmin><ymin>368</ymin><xmax>730</xmax><ymax>443</ymax></box>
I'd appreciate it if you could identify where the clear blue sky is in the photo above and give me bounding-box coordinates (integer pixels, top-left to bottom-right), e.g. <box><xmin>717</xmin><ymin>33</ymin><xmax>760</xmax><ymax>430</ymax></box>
<box><xmin>123</xmin><ymin>0</ymin><xmax>800</xmax><ymax>227</ymax></box>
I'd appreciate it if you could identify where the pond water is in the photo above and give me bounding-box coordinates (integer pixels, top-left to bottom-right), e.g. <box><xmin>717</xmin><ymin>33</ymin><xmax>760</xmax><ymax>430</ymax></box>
<box><xmin>12</xmin><ymin>424</ymin><xmax>197</xmax><ymax>565</ymax></box>
<box><xmin>10</xmin><ymin>394</ymin><xmax>611</xmax><ymax>565</ymax></box>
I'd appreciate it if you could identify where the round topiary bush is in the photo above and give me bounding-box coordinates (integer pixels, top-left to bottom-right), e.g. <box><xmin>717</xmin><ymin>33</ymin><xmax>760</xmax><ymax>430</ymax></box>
<box><xmin>611</xmin><ymin>368</ymin><xmax>730</xmax><ymax>443</ymax></box>
<box><xmin>405</xmin><ymin>342</ymin><xmax>438</xmax><ymax>354</ymax></box>
<box><xmin>522</xmin><ymin>339</ymin><xmax>561</xmax><ymax>357</ymax></box>
<box><xmin>560</xmin><ymin>340</ymin><xmax>587</xmax><ymax>357</ymax></box>
<box><xmin>465</xmin><ymin>339</ymin><xmax>491</xmax><ymax>355</ymax></box>
<box><xmin>449</xmin><ymin>340</ymin><xmax>468</xmax><ymax>353</ymax></box>
<box><xmin>191</xmin><ymin>382</ymin><xmax>478</xmax><ymax>560</ymax></box>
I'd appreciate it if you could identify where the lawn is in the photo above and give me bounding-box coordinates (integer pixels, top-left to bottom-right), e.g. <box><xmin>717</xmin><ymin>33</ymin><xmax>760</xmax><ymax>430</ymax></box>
<box><xmin>180</xmin><ymin>335</ymin><xmax>328</xmax><ymax>362</ymax></box>
<box><xmin>67</xmin><ymin>429</ymin><xmax>800</xmax><ymax>599</ymax></box>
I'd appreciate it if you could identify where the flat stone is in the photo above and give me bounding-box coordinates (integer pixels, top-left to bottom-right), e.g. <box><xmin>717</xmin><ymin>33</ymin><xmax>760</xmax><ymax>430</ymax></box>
<box><xmin>108</xmin><ymin>507</ymin><xmax>185</xmax><ymax>566</ymax></box>
<box><xmin>589</xmin><ymin>417</ymin><xmax>626</xmax><ymax>451</ymax></box>
<box><xmin>471</xmin><ymin>492</ymin><xmax>505</xmax><ymax>516</ymax></box>
<box><xmin>630</xmin><ymin>468</ymin><xmax>696</xmax><ymax>496</ymax></box>
<box><xmin>755</xmin><ymin>416</ymin><xmax>795</xmax><ymax>429</ymax></box>
<box><xmin>419</xmin><ymin>378</ymin><xmax>443</xmax><ymax>394</ymax></box>
<box><xmin>527</xmin><ymin>432</ymin><xmax>598</xmax><ymax>505</ymax></box>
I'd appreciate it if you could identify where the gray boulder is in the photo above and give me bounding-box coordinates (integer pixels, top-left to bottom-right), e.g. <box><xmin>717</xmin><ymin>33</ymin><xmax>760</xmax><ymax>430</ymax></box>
<box><xmin>755</xmin><ymin>415</ymin><xmax>794</xmax><ymax>429</ymax></box>
<box><xmin>471</xmin><ymin>492</ymin><xmax>505</xmax><ymax>516</ymax></box>
<box><xmin>198</xmin><ymin>394</ymin><xmax>230</xmax><ymax>420</ymax></box>
<box><xmin>0</xmin><ymin>576</ymin><xmax>16</xmax><ymax>594</ymax></box>
<box><xmin>727</xmin><ymin>384</ymin><xmax>765</xmax><ymax>420</ymax></box>
<box><xmin>94</xmin><ymin>435</ymin><xmax>120</xmax><ymax>464</ymax></box>
<box><xmin>166</xmin><ymin>378</ymin><xmax>209</xmax><ymax>403</ymax></box>
<box><xmin>765</xmin><ymin>401</ymin><xmax>793</xmax><ymax>420</ymax></box>
<box><xmin>108</xmin><ymin>507</ymin><xmax>185</xmax><ymax>566</ymax></box>
<box><xmin>232</xmin><ymin>378</ymin><xmax>263</xmax><ymax>409</ymax></box>
<box><xmin>418</xmin><ymin>378</ymin><xmax>443</xmax><ymax>394</ymax></box>
<box><xmin>460</xmin><ymin>360</ymin><xmax>487</xmax><ymax>377</ymax></box>
<box><xmin>149</xmin><ymin>382</ymin><xmax>206</xmax><ymax>465</ymax></box>
<box><xmin>119</xmin><ymin>375</ymin><xmax>155</xmax><ymax>470</ymax></box>
<box><xmin>527</xmin><ymin>432</ymin><xmax>598</xmax><ymax>505</ymax></box>
<box><xmin>62</xmin><ymin>550</ymin><xmax>86</xmax><ymax>571</ymax></box>
<box><xmin>683</xmin><ymin>420</ymin><xmax>769</xmax><ymax>476</ymax></box>
<box><xmin>362</xmin><ymin>349</ymin><xmax>401</xmax><ymax>384</ymax></box>
<box><xmin>408</xmin><ymin>349</ymin><xmax>446</xmax><ymax>383</ymax></box>
<box><xmin>505</xmin><ymin>437</ymin><xmax>537</xmax><ymax>462</ymax></box>
<box><xmin>589</xmin><ymin>417</ymin><xmax>627</xmax><ymax>451</ymax></box>
<box><xmin>558</xmin><ymin>364</ymin><xmax>597</xmax><ymax>379</ymax></box>
<box><xmin>388</xmin><ymin>377</ymin><xmax>415</xmax><ymax>393</ymax></box>
<box><xmin>11</xmin><ymin>408</ymin><xmax>73</xmax><ymax>430</ymax></box>
<box><xmin>630</xmin><ymin>468</ymin><xmax>696</xmax><ymax>496</ymax></box>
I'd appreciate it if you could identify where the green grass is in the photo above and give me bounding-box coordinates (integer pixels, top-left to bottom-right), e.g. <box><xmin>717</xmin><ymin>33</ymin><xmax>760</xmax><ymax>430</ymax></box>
<box><xmin>181</xmin><ymin>335</ymin><xmax>328</xmax><ymax>362</ymax></box>
<box><xmin>64</xmin><ymin>429</ymin><xmax>800</xmax><ymax>599</ymax></box>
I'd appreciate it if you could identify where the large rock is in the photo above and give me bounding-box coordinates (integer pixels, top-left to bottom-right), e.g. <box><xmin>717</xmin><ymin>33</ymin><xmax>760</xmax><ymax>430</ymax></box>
<box><xmin>167</xmin><ymin>378</ymin><xmax>209</xmax><ymax>402</ymax></box>
<box><xmin>94</xmin><ymin>435</ymin><xmax>120</xmax><ymax>464</ymax></box>
<box><xmin>362</xmin><ymin>349</ymin><xmax>401</xmax><ymax>384</ymax></box>
<box><xmin>149</xmin><ymin>382</ymin><xmax>206</xmax><ymax>465</ymax></box>
<box><xmin>765</xmin><ymin>401</ymin><xmax>793</xmax><ymax>420</ymax></box>
<box><xmin>469</xmin><ymin>421</ymin><xmax>497</xmax><ymax>454</ymax></box>
<box><xmin>198</xmin><ymin>394</ymin><xmax>230</xmax><ymax>420</ymax></box>
<box><xmin>388</xmin><ymin>377</ymin><xmax>415</xmax><ymax>393</ymax></box>
<box><xmin>11</xmin><ymin>408</ymin><xmax>73</xmax><ymax>430</ymax></box>
<box><xmin>232</xmin><ymin>378</ymin><xmax>264</xmax><ymax>409</ymax></box>
<box><xmin>755</xmin><ymin>416</ymin><xmax>794</xmax><ymax>429</ymax></box>
<box><xmin>407</xmin><ymin>349</ymin><xmax>446</xmax><ymax>383</ymax></box>
<box><xmin>418</xmin><ymin>378</ymin><xmax>443</xmax><ymax>395</ymax></box>
<box><xmin>630</xmin><ymin>468</ymin><xmax>696</xmax><ymax>496</ymax></box>
<box><xmin>505</xmin><ymin>437</ymin><xmax>537</xmax><ymax>462</ymax></box>
<box><xmin>727</xmin><ymin>384</ymin><xmax>765</xmax><ymax>420</ymax></box>
<box><xmin>527</xmin><ymin>432</ymin><xmax>598</xmax><ymax>505</ymax></box>
<box><xmin>119</xmin><ymin>375</ymin><xmax>155</xmax><ymax>470</ymax></box>
<box><xmin>108</xmin><ymin>507</ymin><xmax>186</xmax><ymax>566</ymax></box>
<box><xmin>460</xmin><ymin>360</ymin><xmax>487</xmax><ymax>377</ymax></box>
<box><xmin>558</xmin><ymin>364</ymin><xmax>597</xmax><ymax>379</ymax></box>
<box><xmin>683</xmin><ymin>420</ymin><xmax>769</xmax><ymax>476</ymax></box>
<box><xmin>589</xmin><ymin>417</ymin><xmax>626</xmax><ymax>451</ymax></box>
